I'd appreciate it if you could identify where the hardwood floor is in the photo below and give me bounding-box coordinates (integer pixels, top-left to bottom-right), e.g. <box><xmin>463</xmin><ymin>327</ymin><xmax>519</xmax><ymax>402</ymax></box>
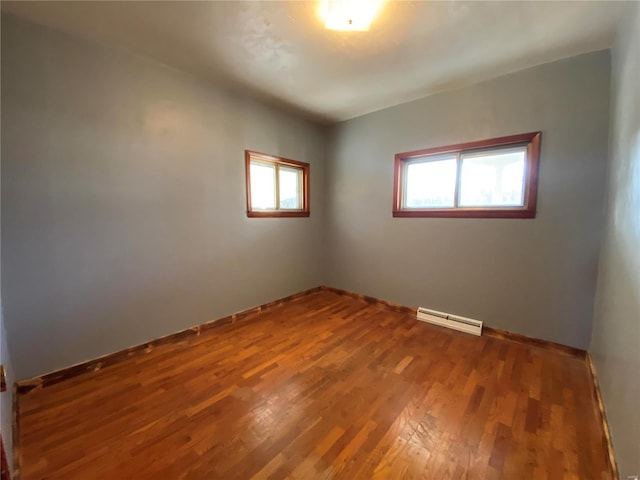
<box><xmin>17</xmin><ymin>290</ymin><xmax>611</xmax><ymax>479</ymax></box>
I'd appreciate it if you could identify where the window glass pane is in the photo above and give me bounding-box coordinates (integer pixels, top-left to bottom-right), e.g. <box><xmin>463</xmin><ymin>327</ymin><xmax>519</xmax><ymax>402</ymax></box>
<box><xmin>250</xmin><ymin>161</ymin><xmax>276</xmax><ymax>210</ymax></box>
<box><xmin>279</xmin><ymin>166</ymin><xmax>301</xmax><ymax>209</ymax></box>
<box><xmin>404</xmin><ymin>155</ymin><xmax>457</xmax><ymax>208</ymax></box>
<box><xmin>459</xmin><ymin>147</ymin><xmax>526</xmax><ymax>207</ymax></box>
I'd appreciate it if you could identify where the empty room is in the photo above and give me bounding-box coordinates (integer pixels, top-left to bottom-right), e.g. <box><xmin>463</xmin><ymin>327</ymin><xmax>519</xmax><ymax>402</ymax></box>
<box><xmin>0</xmin><ymin>0</ymin><xmax>638</xmax><ymax>479</ymax></box>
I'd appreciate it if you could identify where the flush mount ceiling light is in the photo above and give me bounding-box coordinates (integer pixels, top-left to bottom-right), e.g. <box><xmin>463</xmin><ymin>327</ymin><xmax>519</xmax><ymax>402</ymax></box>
<box><xmin>320</xmin><ymin>0</ymin><xmax>385</xmax><ymax>31</ymax></box>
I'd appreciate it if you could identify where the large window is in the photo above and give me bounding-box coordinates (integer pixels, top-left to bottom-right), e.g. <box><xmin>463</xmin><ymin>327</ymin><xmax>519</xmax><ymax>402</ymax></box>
<box><xmin>245</xmin><ymin>150</ymin><xmax>310</xmax><ymax>217</ymax></box>
<box><xmin>393</xmin><ymin>132</ymin><xmax>541</xmax><ymax>218</ymax></box>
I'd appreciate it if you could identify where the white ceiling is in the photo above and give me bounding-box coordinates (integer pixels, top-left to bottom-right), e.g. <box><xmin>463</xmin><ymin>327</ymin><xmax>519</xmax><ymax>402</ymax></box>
<box><xmin>1</xmin><ymin>1</ymin><xmax>627</xmax><ymax>123</ymax></box>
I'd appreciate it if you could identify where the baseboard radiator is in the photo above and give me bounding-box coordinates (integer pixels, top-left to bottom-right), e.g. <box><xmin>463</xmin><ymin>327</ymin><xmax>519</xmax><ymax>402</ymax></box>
<box><xmin>416</xmin><ymin>307</ymin><xmax>483</xmax><ymax>336</ymax></box>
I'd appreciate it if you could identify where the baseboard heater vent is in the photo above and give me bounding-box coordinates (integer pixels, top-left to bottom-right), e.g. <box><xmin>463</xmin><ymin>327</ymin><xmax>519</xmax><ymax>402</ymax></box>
<box><xmin>416</xmin><ymin>307</ymin><xmax>483</xmax><ymax>336</ymax></box>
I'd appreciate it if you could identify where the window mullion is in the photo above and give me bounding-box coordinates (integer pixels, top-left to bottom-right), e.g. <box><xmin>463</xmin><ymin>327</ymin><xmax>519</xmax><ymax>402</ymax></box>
<box><xmin>453</xmin><ymin>152</ymin><xmax>462</xmax><ymax>208</ymax></box>
<box><xmin>275</xmin><ymin>164</ymin><xmax>280</xmax><ymax>210</ymax></box>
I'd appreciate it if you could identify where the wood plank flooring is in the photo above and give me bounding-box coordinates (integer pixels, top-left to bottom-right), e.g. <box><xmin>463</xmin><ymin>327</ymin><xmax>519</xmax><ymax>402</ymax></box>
<box><xmin>17</xmin><ymin>290</ymin><xmax>611</xmax><ymax>479</ymax></box>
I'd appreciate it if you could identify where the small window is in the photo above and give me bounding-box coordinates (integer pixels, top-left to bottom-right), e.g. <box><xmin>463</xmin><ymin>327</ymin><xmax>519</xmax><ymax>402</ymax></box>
<box><xmin>393</xmin><ymin>132</ymin><xmax>541</xmax><ymax>218</ymax></box>
<box><xmin>245</xmin><ymin>150</ymin><xmax>310</xmax><ymax>217</ymax></box>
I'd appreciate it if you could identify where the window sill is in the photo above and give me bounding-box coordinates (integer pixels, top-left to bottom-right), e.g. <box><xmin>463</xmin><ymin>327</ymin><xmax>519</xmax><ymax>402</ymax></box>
<box><xmin>247</xmin><ymin>211</ymin><xmax>310</xmax><ymax>218</ymax></box>
<box><xmin>392</xmin><ymin>208</ymin><xmax>536</xmax><ymax>218</ymax></box>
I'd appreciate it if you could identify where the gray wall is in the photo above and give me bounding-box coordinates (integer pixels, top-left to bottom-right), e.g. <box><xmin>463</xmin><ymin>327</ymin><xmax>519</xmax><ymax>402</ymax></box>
<box><xmin>1</xmin><ymin>15</ymin><xmax>327</xmax><ymax>381</ymax></box>
<box><xmin>0</xmin><ymin>46</ymin><xmax>15</xmax><ymax>470</ymax></box>
<box><xmin>591</xmin><ymin>2</ymin><xmax>640</xmax><ymax>477</ymax></box>
<box><xmin>325</xmin><ymin>51</ymin><xmax>611</xmax><ymax>350</ymax></box>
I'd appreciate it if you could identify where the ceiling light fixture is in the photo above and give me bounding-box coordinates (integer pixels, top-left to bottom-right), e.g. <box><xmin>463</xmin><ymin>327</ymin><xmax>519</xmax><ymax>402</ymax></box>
<box><xmin>320</xmin><ymin>0</ymin><xmax>385</xmax><ymax>32</ymax></box>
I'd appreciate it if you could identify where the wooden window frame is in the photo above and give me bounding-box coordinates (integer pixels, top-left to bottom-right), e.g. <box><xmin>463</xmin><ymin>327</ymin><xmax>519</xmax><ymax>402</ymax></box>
<box><xmin>393</xmin><ymin>132</ymin><xmax>541</xmax><ymax>218</ymax></box>
<box><xmin>245</xmin><ymin>150</ymin><xmax>310</xmax><ymax>218</ymax></box>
